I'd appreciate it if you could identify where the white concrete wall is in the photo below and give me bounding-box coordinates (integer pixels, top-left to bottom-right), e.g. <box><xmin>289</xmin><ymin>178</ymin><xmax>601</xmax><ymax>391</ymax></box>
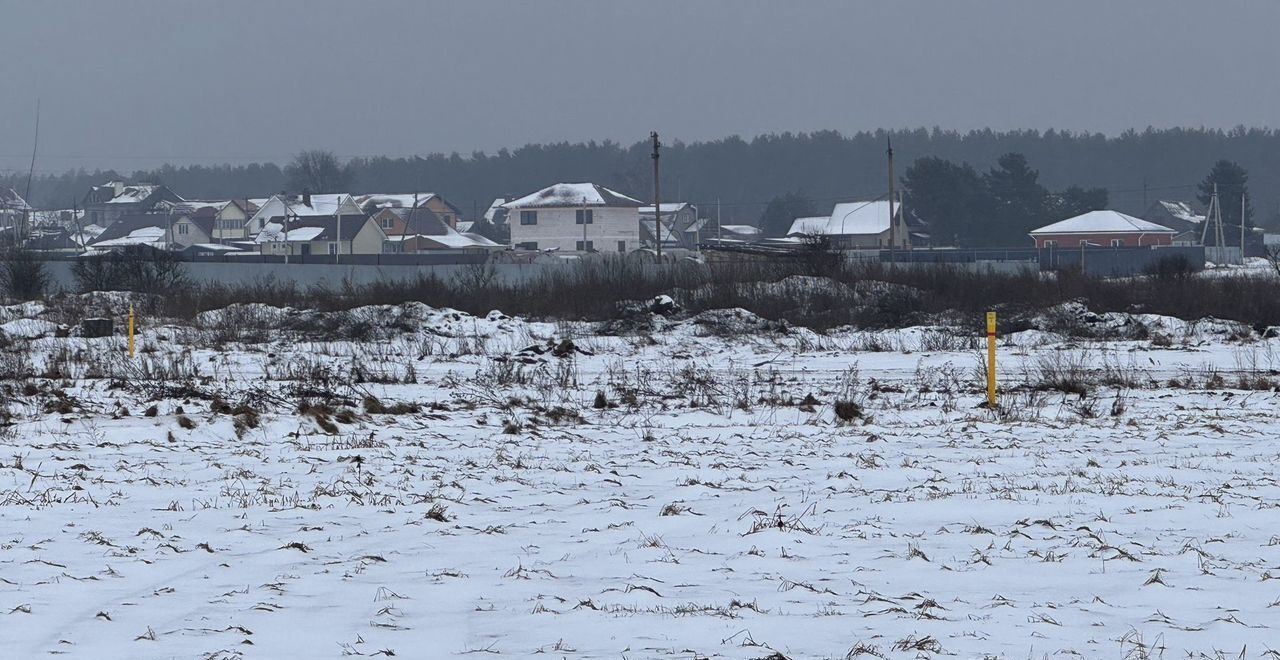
<box><xmin>508</xmin><ymin>206</ymin><xmax>641</xmax><ymax>253</ymax></box>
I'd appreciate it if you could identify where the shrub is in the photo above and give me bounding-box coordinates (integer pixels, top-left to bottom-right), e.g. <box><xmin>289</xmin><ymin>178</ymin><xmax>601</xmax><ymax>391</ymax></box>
<box><xmin>0</xmin><ymin>249</ymin><xmax>51</xmax><ymax>301</ymax></box>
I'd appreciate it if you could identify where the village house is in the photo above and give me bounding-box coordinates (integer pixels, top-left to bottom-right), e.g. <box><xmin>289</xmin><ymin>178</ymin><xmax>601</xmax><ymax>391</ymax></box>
<box><xmin>503</xmin><ymin>183</ymin><xmax>644</xmax><ymax>253</ymax></box>
<box><xmin>1028</xmin><ymin>210</ymin><xmax>1177</xmax><ymax>248</ymax></box>
<box><xmin>88</xmin><ymin>211</ymin><xmax>213</xmax><ymax>251</ymax></box>
<box><xmin>254</xmin><ymin>212</ymin><xmax>381</xmax><ymax>257</ymax></box>
<box><xmin>1142</xmin><ymin>200</ymin><xmax>1204</xmax><ymax>234</ymax></box>
<box><xmin>460</xmin><ymin>197</ymin><xmax>511</xmax><ymax>244</ymax></box>
<box><xmin>785</xmin><ymin>200</ymin><xmax>910</xmax><ymax>249</ymax></box>
<box><xmin>184</xmin><ymin>199</ymin><xmax>257</xmax><ymax>243</ymax></box>
<box><xmin>370</xmin><ymin>207</ymin><xmax>504</xmax><ymax>254</ymax></box>
<box><xmin>640</xmin><ymin>202</ymin><xmax>704</xmax><ymax>249</ymax></box>
<box><xmin>353</xmin><ymin>193</ymin><xmax>463</xmax><ymax>228</ymax></box>
<box><xmin>1</xmin><ymin>187</ymin><xmax>31</xmax><ymax>230</ymax></box>
<box><xmin>244</xmin><ymin>193</ymin><xmax>364</xmax><ymax>237</ymax></box>
<box><xmin>717</xmin><ymin>224</ymin><xmax>762</xmax><ymax>242</ymax></box>
<box><xmin>82</xmin><ymin>181</ymin><xmax>184</xmax><ymax>228</ymax></box>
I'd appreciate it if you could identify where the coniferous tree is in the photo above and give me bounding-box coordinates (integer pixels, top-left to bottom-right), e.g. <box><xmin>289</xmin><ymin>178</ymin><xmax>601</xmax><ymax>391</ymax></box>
<box><xmin>1052</xmin><ymin>185</ymin><xmax>1109</xmax><ymax>220</ymax></box>
<box><xmin>1197</xmin><ymin>159</ymin><xmax>1253</xmax><ymax>228</ymax></box>
<box><xmin>758</xmin><ymin>191</ymin><xmax>817</xmax><ymax>237</ymax></box>
<box><xmin>901</xmin><ymin>157</ymin><xmax>987</xmax><ymax>246</ymax></box>
<box><xmin>983</xmin><ymin>153</ymin><xmax>1050</xmax><ymax>245</ymax></box>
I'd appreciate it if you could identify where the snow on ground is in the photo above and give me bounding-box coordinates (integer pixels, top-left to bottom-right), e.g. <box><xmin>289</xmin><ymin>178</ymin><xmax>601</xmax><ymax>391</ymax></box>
<box><xmin>1</xmin><ymin>301</ymin><xmax>1279</xmax><ymax>659</ymax></box>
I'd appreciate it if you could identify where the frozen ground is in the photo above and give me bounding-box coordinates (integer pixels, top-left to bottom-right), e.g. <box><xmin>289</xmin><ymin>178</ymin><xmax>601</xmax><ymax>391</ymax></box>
<box><xmin>1</xmin><ymin>299</ymin><xmax>1279</xmax><ymax>659</ymax></box>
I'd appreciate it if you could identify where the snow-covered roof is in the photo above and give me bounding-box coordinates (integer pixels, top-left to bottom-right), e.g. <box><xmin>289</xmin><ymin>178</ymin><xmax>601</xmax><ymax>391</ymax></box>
<box><xmin>483</xmin><ymin>197</ymin><xmax>507</xmax><ymax>222</ymax></box>
<box><xmin>104</xmin><ymin>184</ymin><xmax>160</xmax><ymax>204</ymax></box>
<box><xmin>461</xmin><ymin>233</ymin><xmax>502</xmax><ymax>247</ymax></box>
<box><xmin>258</xmin><ymin>194</ymin><xmax>359</xmax><ymax>218</ymax></box>
<box><xmin>92</xmin><ymin>226</ymin><xmax>167</xmax><ymax>248</ymax></box>
<box><xmin>255</xmin><ymin>223</ymin><xmax>326</xmax><ymax>243</ymax></box>
<box><xmin>787</xmin><ymin>201</ymin><xmax>899</xmax><ymax>237</ymax></box>
<box><xmin>183</xmin><ymin>199</ymin><xmax>235</xmax><ymax>214</ymax></box>
<box><xmin>1</xmin><ymin>188</ymin><xmax>31</xmax><ymax>211</ymax></box>
<box><xmin>181</xmin><ymin>243</ymin><xmax>245</xmax><ymax>253</ymax></box>
<box><xmin>720</xmin><ymin>224</ymin><xmax>761</xmax><ymax>235</ymax></box>
<box><xmin>639</xmin><ymin>202</ymin><xmax>691</xmax><ymax>216</ymax></box>
<box><xmin>503</xmin><ymin>183</ymin><xmax>643</xmax><ymax>209</ymax></box>
<box><xmin>1157</xmin><ymin>201</ymin><xmax>1205</xmax><ymax>225</ymax></box>
<box><xmin>1030</xmin><ymin>210</ymin><xmax>1178</xmax><ymax>235</ymax></box>
<box><xmin>351</xmin><ymin>193</ymin><xmax>439</xmax><ymax>212</ymax></box>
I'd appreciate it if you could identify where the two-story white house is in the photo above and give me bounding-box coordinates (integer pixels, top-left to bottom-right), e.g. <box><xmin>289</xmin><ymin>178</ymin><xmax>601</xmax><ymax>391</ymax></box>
<box><xmin>503</xmin><ymin>183</ymin><xmax>644</xmax><ymax>253</ymax></box>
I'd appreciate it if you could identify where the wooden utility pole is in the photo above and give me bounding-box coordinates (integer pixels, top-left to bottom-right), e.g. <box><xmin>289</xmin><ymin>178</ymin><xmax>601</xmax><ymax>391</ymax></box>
<box><xmin>21</xmin><ymin>99</ymin><xmax>40</xmax><ymax>246</ymax></box>
<box><xmin>1241</xmin><ymin>192</ymin><xmax>1247</xmax><ymax>255</ymax></box>
<box><xmin>283</xmin><ymin>196</ymin><xmax>290</xmax><ymax>265</ymax></box>
<box><xmin>72</xmin><ymin>198</ymin><xmax>86</xmax><ymax>254</ymax></box>
<box><xmin>716</xmin><ymin>198</ymin><xmax>722</xmax><ymax>242</ymax></box>
<box><xmin>886</xmin><ymin>137</ymin><xmax>896</xmax><ymax>263</ymax></box>
<box><xmin>651</xmin><ymin>131</ymin><xmax>661</xmax><ymax>260</ymax></box>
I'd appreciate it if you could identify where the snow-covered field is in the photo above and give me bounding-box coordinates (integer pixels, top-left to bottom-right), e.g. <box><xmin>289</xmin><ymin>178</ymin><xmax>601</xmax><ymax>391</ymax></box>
<box><xmin>1</xmin><ymin>298</ymin><xmax>1279</xmax><ymax>659</ymax></box>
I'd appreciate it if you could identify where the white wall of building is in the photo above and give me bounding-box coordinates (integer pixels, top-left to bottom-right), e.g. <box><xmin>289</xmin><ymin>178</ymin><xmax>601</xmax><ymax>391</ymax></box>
<box><xmin>508</xmin><ymin>206</ymin><xmax>641</xmax><ymax>253</ymax></box>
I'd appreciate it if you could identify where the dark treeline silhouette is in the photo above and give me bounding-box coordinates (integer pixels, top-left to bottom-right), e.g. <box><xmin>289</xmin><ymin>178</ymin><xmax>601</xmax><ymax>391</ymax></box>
<box><xmin>6</xmin><ymin>127</ymin><xmax>1279</xmax><ymax>230</ymax></box>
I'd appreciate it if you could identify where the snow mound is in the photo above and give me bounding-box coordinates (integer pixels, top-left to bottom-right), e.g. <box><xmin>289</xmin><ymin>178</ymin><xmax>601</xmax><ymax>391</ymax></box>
<box><xmin>1</xmin><ymin>318</ymin><xmax>60</xmax><ymax>340</ymax></box>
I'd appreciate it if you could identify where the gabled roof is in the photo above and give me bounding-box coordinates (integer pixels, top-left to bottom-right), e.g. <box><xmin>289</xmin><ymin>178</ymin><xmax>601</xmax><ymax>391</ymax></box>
<box><xmin>183</xmin><ymin>199</ymin><xmax>251</xmax><ymax>217</ymax></box>
<box><xmin>377</xmin><ymin>207</ymin><xmax>453</xmax><ymax>236</ymax></box>
<box><xmin>255</xmin><ymin>214</ymin><xmax>373</xmax><ymax>243</ymax></box>
<box><xmin>257</xmin><ymin>194</ymin><xmax>359</xmax><ymax>218</ymax></box>
<box><xmin>1153</xmin><ymin>200</ymin><xmax>1205</xmax><ymax>225</ymax></box>
<box><xmin>352</xmin><ymin>193</ymin><xmax>460</xmax><ymax>215</ymax></box>
<box><xmin>787</xmin><ymin>201</ymin><xmax>899</xmax><ymax>237</ymax></box>
<box><xmin>503</xmin><ymin>183</ymin><xmax>643</xmax><ymax>209</ymax></box>
<box><xmin>483</xmin><ymin>197</ymin><xmax>508</xmax><ymax>222</ymax></box>
<box><xmin>84</xmin><ymin>181</ymin><xmax>183</xmax><ymax>208</ymax></box>
<box><xmin>377</xmin><ymin>208</ymin><xmax>502</xmax><ymax>250</ymax></box>
<box><xmin>1030</xmin><ymin>210</ymin><xmax>1178</xmax><ymax>235</ymax></box>
<box><xmin>91</xmin><ymin>213</ymin><xmax>172</xmax><ymax>244</ymax></box>
<box><xmin>639</xmin><ymin>202</ymin><xmax>692</xmax><ymax>216</ymax></box>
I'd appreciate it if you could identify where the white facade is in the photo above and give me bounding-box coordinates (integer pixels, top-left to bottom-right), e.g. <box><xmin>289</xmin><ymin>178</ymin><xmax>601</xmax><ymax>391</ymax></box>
<box><xmin>508</xmin><ymin>206</ymin><xmax>642</xmax><ymax>253</ymax></box>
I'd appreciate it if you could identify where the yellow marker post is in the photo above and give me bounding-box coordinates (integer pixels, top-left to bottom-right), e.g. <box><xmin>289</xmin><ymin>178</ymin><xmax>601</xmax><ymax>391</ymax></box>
<box><xmin>128</xmin><ymin>304</ymin><xmax>136</xmax><ymax>358</ymax></box>
<box><xmin>986</xmin><ymin>311</ymin><xmax>997</xmax><ymax>408</ymax></box>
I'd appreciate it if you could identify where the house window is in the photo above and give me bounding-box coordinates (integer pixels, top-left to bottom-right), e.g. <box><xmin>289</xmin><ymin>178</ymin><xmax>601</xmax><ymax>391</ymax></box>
<box><xmin>520</xmin><ymin>210</ymin><xmax>537</xmax><ymax>225</ymax></box>
<box><xmin>1110</xmin><ymin>239</ymin><xmax>1124</xmax><ymax>247</ymax></box>
<box><xmin>617</xmin><ymin>240</ymin><xmax>627</xmax><ymax>252</ymax></box>
<box><xmin>381</xmin><ymin>216</ymin><xmax>395</xmax><ymax>230</ymax></box>
<box><xmin>382</xmin><ymin>241</ymin><xmax>402</xmax><ymax>253</ymax></box>
<box><xmin>516</xmin><ymin>241</ymin><xmax>538</xmax><ymax>250</ymax></box>
<box><xmin>576</xmin><ymin>240</ymin><xmax>594</xmax><ymax>251</ymax></box>
<box><xmin>328</xmin><ymin>242</ymin><xmax>338</xmax><ymax>255</ymax></box>
<box><xmin>177</xmin><ymin>224</ymin><xmax>189</xmax><ymax>235</ymax></box>
<box><xmin>1079</xmin><ymin>240</ymin><xmax>1089</xmax><ymax>246</ymax></box>
<box><xmin>575</xmin><ymin>209</ymin><xmax>593</xmax><ymax>225</ymax></box>
<box><xmin>1043</xmin><ymin>240</ymin><xmax>1057</xmax><ymax>247</ymax></box>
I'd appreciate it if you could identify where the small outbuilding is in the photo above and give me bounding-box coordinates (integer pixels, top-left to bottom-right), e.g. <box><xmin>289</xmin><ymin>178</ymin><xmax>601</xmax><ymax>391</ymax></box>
<box><xmin>1029</xmin><ymin>210</ymin><xmax>1177</xmax><ymax>248</ymax></box>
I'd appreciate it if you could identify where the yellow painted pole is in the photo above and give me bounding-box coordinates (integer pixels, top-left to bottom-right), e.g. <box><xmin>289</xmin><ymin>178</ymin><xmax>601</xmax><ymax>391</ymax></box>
<box><xmin>986</xmin><ymin>311</ymin><xmax>997</xmax><ymax>407</ymax></box>
<box><xmin>128</xmin><ymin>304</ymin><xmax>136</xmax><ymax>358</ymax></box>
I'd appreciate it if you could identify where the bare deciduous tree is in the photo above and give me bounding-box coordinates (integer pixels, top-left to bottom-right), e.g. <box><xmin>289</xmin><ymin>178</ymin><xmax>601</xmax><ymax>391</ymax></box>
<box><xmin>284</xmin><ymin>150</ymin><xmax>351</xmax><ymax>194</ymax></box>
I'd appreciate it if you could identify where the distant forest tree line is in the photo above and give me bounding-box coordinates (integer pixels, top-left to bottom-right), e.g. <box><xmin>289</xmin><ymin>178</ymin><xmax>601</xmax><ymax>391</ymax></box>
<box><xmin>3</xmin><ymin>127</ymin><xmax>1275</xmax><ymax>247</ymax></box>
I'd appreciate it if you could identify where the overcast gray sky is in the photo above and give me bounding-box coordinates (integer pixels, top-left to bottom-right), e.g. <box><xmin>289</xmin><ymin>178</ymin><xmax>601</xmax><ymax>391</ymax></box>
<box><xmin>2</xmin><ymin>0</ymin><xmax>1278</xmax><ymax>174</ymax></box>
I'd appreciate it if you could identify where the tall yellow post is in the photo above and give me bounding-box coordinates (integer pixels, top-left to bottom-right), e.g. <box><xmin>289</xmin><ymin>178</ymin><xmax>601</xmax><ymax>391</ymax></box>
<box><xmin>128</xmin><ymin>304</ymin><xmax>136</xmax><ymax>358</ymax></box>
<box><xmin>986</xmin><ymin>311</ymin><xmax>997</xmax><ymax>408</ymax></box>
